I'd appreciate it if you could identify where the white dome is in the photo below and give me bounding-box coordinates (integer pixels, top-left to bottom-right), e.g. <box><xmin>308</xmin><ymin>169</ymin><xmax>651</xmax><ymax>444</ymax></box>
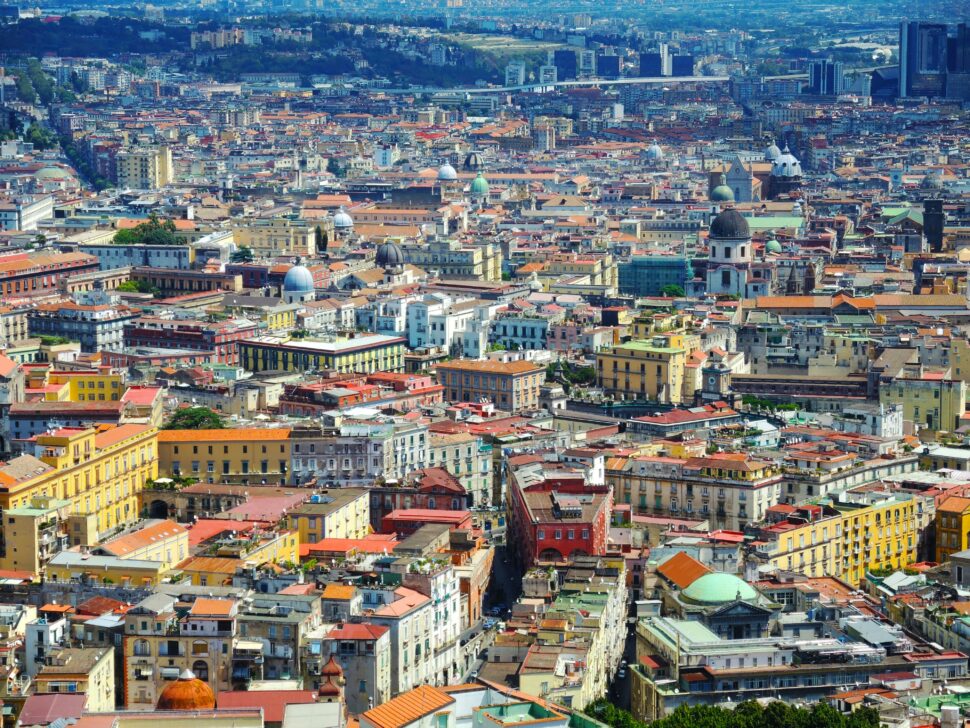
<box><xmin>771</xmin><ymin>147</ymin><xmax>802</xmax><ymax>178</ymax></box>
<box><xmin>333</xmin><ymin>208</ymin><xmax>354</xmax><ymax>229</ymax></box>
<box><xmin>646</xmin><ymin>141</ymin><xmax>664</xmax><ymax>160</ymax></box>
<box><xmin>765</xmin><ymin>142</ymin><xmax>782</xmax><ymax>161</ymax></box>
<box><xmin>438</xmin><ymin>163</ymin><xmax>458</xmax><ymax>181</ymax></box>
<box><xmin>283</xmin><ymin>265</ymin><xmax>314</xmax><ymax>292</ymax></box>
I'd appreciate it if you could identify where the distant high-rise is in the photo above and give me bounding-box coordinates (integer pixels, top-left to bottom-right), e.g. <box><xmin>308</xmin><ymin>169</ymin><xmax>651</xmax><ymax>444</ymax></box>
<box><xmin>899</xmin><ymin>21</ymin><xmax>948</xmax><ymax>98</ymax></box>
<box><xmin>671</xmin><ymin>54</ymin><xmax>694</xmax><ymax>76</ymax></box>
<box><xmin>597</xmin><ymin>54</ymin><xmax>621</xmax><ymax>79</ymax></box>
<box><xmin>538</xmin><ymin>64</ymin><xmax>558</xmax><ymax>85</ymax></box>
<box><xmin>947</xmin><ymin>23</ymin><xmax>970</xmax><ymax>100</ymax></box>
<box><xmin>578</xmin><ymin>50</ymin><xmax>596</xmax><ymax>78</ymax></box>
<box><xmin>808</xmin><ymin>59</ymin><xmax>845</xmax><ymax>95</ymax></box>
<box><xmin>505</xmin><ymin>61</ymin><xmax>526</xmax><ymax>87</ymax></box>
<box><xmin>639</xmin><ymin>51</ymin><xmax>667</xmax><ymax>77</ymax></box>
<box><xmin>553</xmin><ymin>49</ymin><xmax>578</xmax><ymax>81</ymax></box>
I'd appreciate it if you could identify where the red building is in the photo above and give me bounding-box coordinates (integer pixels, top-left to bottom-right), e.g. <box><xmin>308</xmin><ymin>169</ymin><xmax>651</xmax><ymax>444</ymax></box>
<box><xmin>380</xmin><ymin>508</ymin><xmax>473</xmax><ymax>537</ymax></box>
<box><xmin>507</xmin><ymin>460</ymin><xmax>612</xmax><ymax>566</ymax></box>
<box><xmin>0</xmin><ymin>251</ymin><xmax>99</xmax><ymax>301</ymax></box>
<box><xmin>368</xmin><ymin>467</ymin><xmax>468</xmax><ymax>532</ymax></box>
<box><xmin>123</xmin><ymin>316</ymin><xmax>258</xmax><ymax>364</ymax></box>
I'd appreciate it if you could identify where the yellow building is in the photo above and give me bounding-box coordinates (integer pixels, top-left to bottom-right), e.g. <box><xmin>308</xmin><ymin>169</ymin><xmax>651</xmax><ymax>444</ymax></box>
<box><xmin>0</xmin><ymin>496</ymin><xmax>72</xmax><ymax>575</ymax></box>
<box><xmin>0</xmin><ymin>424</ymin><xmax>157</xmax><ymax>539</ymax></box>
<box><xmin>93</xmin><ymin>519</ymin><xmax>188</xmax><ymax>572</ymax></box>
<box><xmin>748</xmin><ymin>508</ymin><xmax>844</xmax><ymax>581</ymax></box>
<box><xmin>116</xmin><ymin>147</ymin><xmax>173</xmax><ymax>190</ymax></box>
<box><xmin>435</xmin><ymin>359</ymin><xmax>544</xmax><ymax>413</ymax></box>
<box><xmin>750</xmin><ymin>494</ymin><xmax>918</xmax><ymax>585</ymax></box>
<box><xmin>239</xmin><ymin>335</ymin><xmax>405</xmax><ymax>375</ymax></box>
<box><xmin>35</xmin><ymin>647</ymin><xmax>115</xmax><ymax>712</ymax></box>
<box><xmin>286</xmin><ymin>488</ymin><xmax>370</xmax><ymax>543</ymax></box>
<box><xmin>25</xmin><ymin>368</ymin><xmax>125</xmax><ymax>403</ymax></box>
<box><xmin>156</xmin><ymin>428</ymin><xmax>291</xmax><ymax>483</ymax></box>
<box><xmin>879</xmin><ymin>374</ymin><xmax>966</xmax><ymax>436</ymax></box>
<box><xmin>46</xmin><ymin>550</ymin><xmax>167</xmax><ymax>586</ymax></box>
<box><xmin>232</xmin><ymin>218</ymin><xmax>316</xmax><ymax>258</ymax></box>
<box><xmin>836</xmin><ymin>492</ymin><xmax>917</xmax><ymax>586</ymax></box>
<box><xmin>596</xmin><ymin>335</ymin><xmax>690</xmax><ymax>403</ymax></box>
<box><xmin>936</xmin><ymin>496</ymin><xmax>970</xmax><ymax>563</ymax></box>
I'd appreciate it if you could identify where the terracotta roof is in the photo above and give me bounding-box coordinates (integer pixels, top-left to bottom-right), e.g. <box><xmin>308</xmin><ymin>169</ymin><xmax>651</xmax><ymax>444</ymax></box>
<box><xmin>158</xmin><ymin>428</ymin><xmax>291</xmax><ymax>442</ymax></box>
<box><xmin>189</xmin><ymin>598</ymin><xmax>235</xmax><ymax>617</ymax></box>
<box><xmin>435</xmin><ymin>359</ymin><xmax>541</xmax><ymax>375</ymax></box>
<box><xmin>99</xmin><ymin>520</ymin><xmax>186</xmax><ymax>557</ymax></box>
<box><xmin>361</xmin><ymin>684</ymin><xmax>454</xmax><ymax>728</ymax></box>
<box><xmin>656</xmin><ymin>551</ymin><xmax>711</xmax><ymax>589</ymax></box>
<box><xmin>322</xmin><ymin>583</ymin><xmax>356</xmax><ymax>601</ymax></box>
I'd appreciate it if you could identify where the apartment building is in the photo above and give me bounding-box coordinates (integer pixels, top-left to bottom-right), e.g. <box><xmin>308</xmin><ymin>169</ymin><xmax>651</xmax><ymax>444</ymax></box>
<box><xmin>35</xmin><ymin>647</ymin><xmax>115</xmax><ymax>712</ymax></box>
<box><xmin>239</xmin><ymin>335</ymin><xmax>406</xmax><ymax>375</ymax></box>
<box><xmin>435</xmin><ymin>359</ymin><xmax>543</xmax><ymax>413</ymax></box>
<box><xmin>286</xmin><ymin>488</ymin><xmax>371</xmax><ymax>543</ymax></box>
<box><xmin>596</xmin><ymin>336</ymin><xmax>690</xmax><ymax>404</ymax></box>
<box><xmin>123</xmin><ymin>596</ymin><xmax>237</xmax><ymax>709</ymax></box>
<box><xmin>606</xmin><ymin>452</ymin><xmax>783</xmax><ymax>531</ymax></box>
<box><xmin>320</xmin><ymin>622</ymin><xmax>392</xmax><ymax>714</ymax></box>
<box><xmin>402</xmin><ymin>240</ymin><xmax>502</xmax><ymax>281</ymax></box>
<box><xmin>156</xmin><ymin>428</ymin><xmax>290</xmax><ymax>485</ymax></box>
<box><xmin>116</xmin><ymin>147</ymin><xmax>173</xmax><ymax>189</ymax></box>
<box><xmin>0</xmin><ymin>424</ymin><xmax>157</xmax><ymax>544</ymax></box>
<box><xmin>231</xmin><ymin>218</ymin><xmax>316</xmax><ymax>258</ymax></box>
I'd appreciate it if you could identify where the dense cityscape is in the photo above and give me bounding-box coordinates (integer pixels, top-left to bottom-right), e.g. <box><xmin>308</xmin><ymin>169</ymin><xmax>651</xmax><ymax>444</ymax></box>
<box><xmin>0</xmin><ymin>0</ymin><xmax>968</xmax><ymax>727</ymax></box>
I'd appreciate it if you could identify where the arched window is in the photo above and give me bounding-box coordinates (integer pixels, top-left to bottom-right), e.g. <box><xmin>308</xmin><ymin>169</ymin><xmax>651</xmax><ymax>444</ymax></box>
<box><xmin>133</xmin><ymin>639</ymin><xmax>151</xmax><ymax>657</ymax></box>
<box><xmin>192</xmin><ymin>660</ymin><xmax>209</xmax><ymax>681</ymax></box>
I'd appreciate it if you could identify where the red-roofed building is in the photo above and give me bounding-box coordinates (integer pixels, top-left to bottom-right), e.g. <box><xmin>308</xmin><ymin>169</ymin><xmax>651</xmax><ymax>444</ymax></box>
<box><xmin>380</xmin><ymin>509</ymin><xmax>473</xmax><ymax>537</ymax></box>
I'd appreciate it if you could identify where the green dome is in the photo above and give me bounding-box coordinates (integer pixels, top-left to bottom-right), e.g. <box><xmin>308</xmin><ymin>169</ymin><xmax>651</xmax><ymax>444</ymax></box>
<box><xmin>470</xmin><ymin>173</ymin><xmax>489</xmax><ymax>197</ymax></box>
<box><xmin>710</xmin><ymin>173</ymin><xmax>734</xmax><ymax>203</ymax></box>
<box><xmin>765</xmin><ymin>239</ymin><xmax>783</xmax><ymax>254</ymax></box>
<box><xmin>682</xmin><ymin>573</ymin><xmax>758</xmax><ymax>604</ymax></box>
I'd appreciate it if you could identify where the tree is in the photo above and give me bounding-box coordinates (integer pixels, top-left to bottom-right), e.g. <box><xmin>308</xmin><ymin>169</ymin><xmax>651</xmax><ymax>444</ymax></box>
<box><xmin>230</xmin><ymin>246</ymin><xmax>254</xmax><ymax>263</ymax></box>
<box><xmin>661</xmin><ymin>284</ymin><xmax>685</xmax><ymax>297</ymax></box>
<box><xmin>163</xmin><ymin>406</ymin><xmax>227</xmax><ymax>430</ymax></box>
<box><xmin>113</xmin><ymin>213</ymin><xmax>179</xmax><ymax>245</ymax></box>
<box><xmin>24</xmin><ymin>123</ymin><xmax>57</xmax><ymax>151</ymax></box>
<box><xmin>314</xmin><ymin>225</ymin><xmax>327</xmax><ymax>251</ymax></box>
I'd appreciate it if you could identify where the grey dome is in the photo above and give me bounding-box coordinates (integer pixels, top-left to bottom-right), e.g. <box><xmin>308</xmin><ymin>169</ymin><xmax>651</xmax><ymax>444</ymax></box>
<box><xmin>765</xmin><ymin>142</ymin><xmax>782</xmax><ymax>161</ymax></box>
<box><xmin>463</xmin><ymin>152</ymin><xmax>485</xmax><ymax>171</ymax></box>
<box><xmin>333</xmin><ymin>208</ymin><xmax>353</xmax><ymax>229</ymax></box>
<box><xmin>438</xmin><ymin>163</ymin><xmax>458</xmax><ymax>181</ymax></box>
<box><xmin>646</xmin><ymin>141</ymin><xmax>664</xmax><ymax>160</ymax></box>
<box><xmin>710</xmin><ymin>208</ymin><xmax>750</xmax><ymax>239</ymax></box>
<box><xmin>283</xmin><ymin>264</ymin><xmax>314</xmax><ymax>292</ymax></box>
<box><xmin>376</xmin><ymin>241</ymin><xmax>404</xmax><ymax>269</ymax></box>
<box><xmin>771</xmin><ymin>146</ymin><xmax>802</xmax><ymax>178</ymax></box>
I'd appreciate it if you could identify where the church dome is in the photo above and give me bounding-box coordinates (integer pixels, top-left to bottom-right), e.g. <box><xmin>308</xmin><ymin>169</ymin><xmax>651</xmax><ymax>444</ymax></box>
<box><xmin>470</xmin><ymin>173</ymin><xmax>489</xmax><ymax>198</ymax></box>
<box><xmin>771</xmin><ymin>146</ymin><xmax>802</xmax><ymax>178</ymax></box>
<box><xmin>765</xmin><ymin>239</ymin><xmax>783</xmax><ymax>254</ymax></box>
<box><xmin>682</xmin><ymin>573</ymin><xmax>758</xmax><ymax>604</ymax></box>
<box><xmin>157</xmin><ymin>669</ymin><xmax>215</xmax><ymax>711</ymax></box>
<box><xmin>438</xmin><ymin>162</ymin><xmax>458</xmax><ymax>181</ymax></box>
<box><xmin>333</xmin><ymin>208</ymin><xmax>354</xmax><ymax>229</ymax></box>
<box><xmin>283</xmin><ymin>263</ymin><xmax>314</xmax><ymax>292</ymax></box>
<box><xmin>710</xmin><ymin>174</ymin><xmax>734</xmax><ymax>203</ymax></box>
<box><xmin>765</xmin><ymin>141</ymin><xmax>782</xmax><ymax>161</ymax></box>
<box><xmin>645</xmin><ymin>141</ymin><xmax>664</xmax><ymax>160</ymax></box>
<box><xmin>920</xmin><ymin>169</ymin><xmax>944</xmax><ymax>189</ymax></box>
<box><xmin>463</xmin><ymin>151</ymin><xmax>485</xmax><ymax>171</ymax></box>
<box><xmin>376</xmin><ymin>241</ymin><xmax>404</xmax><ymax>270</ymax></box>
<box><xmin>709</xmin><ymin>208</ymin><xmax>750</xmax><ymax>239</ymax></box>
<box><xmin>321</xmin><ymin>655</ymin><xmax>344</xmax><ymax>678</ymax></box>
